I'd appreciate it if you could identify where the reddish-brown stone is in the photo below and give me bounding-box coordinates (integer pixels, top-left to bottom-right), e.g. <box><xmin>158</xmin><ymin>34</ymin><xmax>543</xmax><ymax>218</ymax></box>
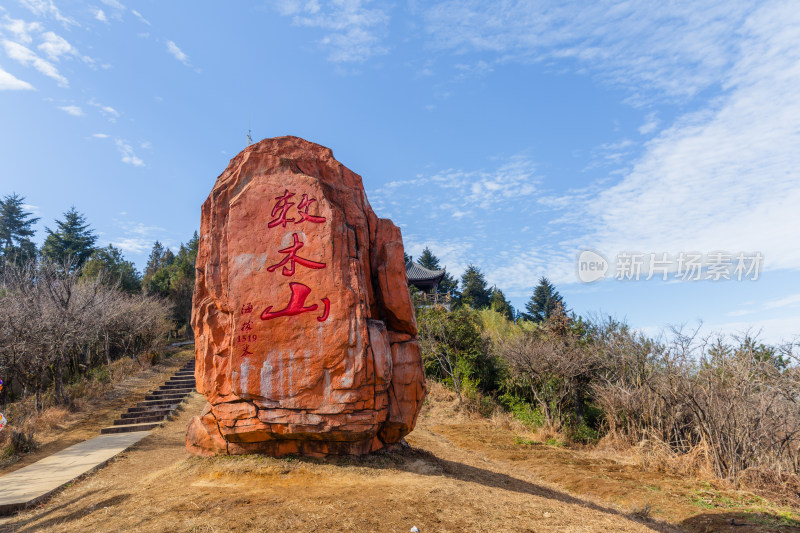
<box><xmin>186</xmin><ymin>136</ymin><xmax>426</xmax><ymax>457</ymax></box>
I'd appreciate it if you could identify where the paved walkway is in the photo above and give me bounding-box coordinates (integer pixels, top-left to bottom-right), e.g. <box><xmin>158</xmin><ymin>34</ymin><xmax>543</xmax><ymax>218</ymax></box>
<box><xmin>0</xmin><ymin>430</ymin><xmax>151</xmax><ymax>514</ymax></box>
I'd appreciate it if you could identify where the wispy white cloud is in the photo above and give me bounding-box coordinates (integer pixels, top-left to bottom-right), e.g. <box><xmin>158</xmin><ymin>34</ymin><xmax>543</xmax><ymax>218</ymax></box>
<box><xmin>19</xmin><ymin>0</ymin><xmax>78</xmax><ymax>28</ymax></box>
<box><xmin>166</xmin><ymin>40</ymin><xmax>190</xmax><ymax>66</ymax></box>
<box><xmin>453</xmin><ymin>60</ymin><xmax>493</xmax><ymax>79</ymax></box>
<box><xmin>38</xmin><ymin>31</ymin><xmax>75</xmax><ymax>61</ymax></box>
<box><xmin>2</xmin><ymin>16</ymin><xmax>43</xmax><ymax>44</ymax></box>
<box><xmin>58</xmin><ymin>104</ymin><xmax>83</xmax><ymax>116</ymax></box>
<box><xmin>88</xmin><ymin>98</ymin><xmax>120</xmax><ymax>121</ymax></box>
<box><xmin>571</xmin><ymin>2</ymin><xmax>800</xmax><ymax>276</ymax></box>
<box><xmin>373</xmin><ymin>154</ymin><xmax>539</xmax><ymax>215</ymax></box>
<box><xmin>21</xmin><ymin>203</ymin><xmax>40</xmax><ymax>215</ymax></box>
<box><xmin>420</xmin><ymin>0</ymin><xmax>757</xmax><ymax>102</ymax></box>
<box><xmin>764</xmin><ymin>293</ymin><xmax>800</xmax><ymax>311</ymax></box>
<box><xmin>111</xmin><ymin>237</ymin><xmax>152</xmax><ymax>254</ymax></box>
<box><xmin>91</xmin><ymin>134</ymin><xmax>145</xmax><ymax>167</ymax></box>
<box><xmin>130</xmin><ymin>9</ymin><xmax>150</xmax><ymax>25</ymax></box>
<box><xmin>101</xmin><ymin>0</ymin><xmax>126</xmax><ymax>10</ymax></box>
<box><xmin>271</xmin><ymin>0</ymin><xmax>390</xmax><ymax>62</ymax></box>
<box><xmin>638</xmin><ymin>112</ymin><xmax>660</xmax><ymax>135</ymax></box>
<box><xmin>115</xmin><ymin>139</ymin><xmax>144</xmax><ymax>167</ymax></box>
<box><xmin>93</xmin><ymin>9</ymin><xmax>108</xmax><ymax>23</ymax></box>
<box><xmin>2</xmin><ymin>39</ymin><xmax>68</xmax><ymax>86</ymax></box>
<box><xmin>0</xmin><ymin>64</ymin><xmax>34</xmax><ymax>90</ymax></box>
<box><xmin>110</xmin><ymin>217</ymin><xmax>167</xmax><ymax>255</ymax></box>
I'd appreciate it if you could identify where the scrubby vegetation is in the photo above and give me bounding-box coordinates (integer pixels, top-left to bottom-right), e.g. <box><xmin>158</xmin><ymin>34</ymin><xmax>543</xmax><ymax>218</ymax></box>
<box><xmin>414</xmin><ymin>248</ymin><xmax>800</xmax><ymax>500</ymax></box>
<box><xmin>419</xmin><ymin>303</ymin><xmax>800</xmax><ymax>497</ymax></box>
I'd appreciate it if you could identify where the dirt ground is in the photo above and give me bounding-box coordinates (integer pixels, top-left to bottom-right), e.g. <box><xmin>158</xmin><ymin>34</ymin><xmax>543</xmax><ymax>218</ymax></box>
<box><xmin>1</xmin><ymin>379</ymin><xmax>798</xmax><ymax>532</ymax></box>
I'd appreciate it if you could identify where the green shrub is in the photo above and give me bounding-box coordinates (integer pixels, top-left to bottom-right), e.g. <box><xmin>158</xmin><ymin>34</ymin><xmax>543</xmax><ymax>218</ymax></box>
<box><xmin>501</xmin><ymin>393</ymin><xmax>544</xmax><ymax>429</ymax></box>
<box><xmin>570</xmin><ymin>422</ymin><xmax>600</xmax><ymax>444</ymax></box>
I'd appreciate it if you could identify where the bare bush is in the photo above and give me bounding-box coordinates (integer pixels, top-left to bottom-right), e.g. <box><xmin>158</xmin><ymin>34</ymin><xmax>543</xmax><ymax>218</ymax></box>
<box><xmin>498</xmin><ymin>304</ymin><xmax>598</xmax><ymax>429</ymax></box>
<box><xmin>587</xmin><ymin>318</ymin><xmax>800</xmax><ymax>482</ymax></box>
<box><xmin>0</xmin><ymin>258</ymin><xmax>172</xmax><ymax>413</ymax></box>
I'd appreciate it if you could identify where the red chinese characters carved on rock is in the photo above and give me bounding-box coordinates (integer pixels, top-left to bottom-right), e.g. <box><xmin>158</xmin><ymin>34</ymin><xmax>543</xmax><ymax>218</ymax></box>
<box><xmin>267</xmin><ymin>233</ymin><xmax>326</xmax><ymax>276</ymax></box>
<box><xmin>261</xmin><ymin>282</ymin><xmax>330</xmax><ymax>322</ymax></box>
<box><xmin>267</xmin><ymin>190</ymin><xmax>327</xmax><ymax>229</ymax></box>
<box><xmin>262</xmin><ymin>189</ymin><xmax>332</xmax><ymax>323</ymax></box>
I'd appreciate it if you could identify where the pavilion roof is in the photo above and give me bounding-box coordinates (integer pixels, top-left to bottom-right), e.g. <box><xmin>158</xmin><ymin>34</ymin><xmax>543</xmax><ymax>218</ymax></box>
<box><xmin>406</xmin><ymin>261</ymin><xmax>446</xmax><ymax>283</ymax></box>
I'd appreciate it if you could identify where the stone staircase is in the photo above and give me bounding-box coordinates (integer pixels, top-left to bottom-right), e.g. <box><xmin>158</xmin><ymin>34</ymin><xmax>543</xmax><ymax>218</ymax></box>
<box><xmin>100</xmin><ymin>360</ymin><xmax>196</xmax><ymax>434</ymax></box>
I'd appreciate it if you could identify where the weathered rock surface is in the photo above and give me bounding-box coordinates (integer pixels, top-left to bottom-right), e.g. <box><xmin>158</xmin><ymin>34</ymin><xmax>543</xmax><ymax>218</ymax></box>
<box><xmin>186</xmin><ymin>136</ymin><xmax>426</xmax><ymax>457</ymax></box>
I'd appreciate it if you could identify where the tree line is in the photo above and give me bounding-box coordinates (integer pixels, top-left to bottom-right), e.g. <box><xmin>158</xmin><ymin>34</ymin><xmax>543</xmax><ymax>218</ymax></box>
<box><xmin>409</xmin><ymin>246</ymin><xmax>563</xmax><ymax>323</ymax></box>
<box><xmin>0</xmin><ymin>193</ymin><xmax>197</xmax><ymax>410</ymax></box>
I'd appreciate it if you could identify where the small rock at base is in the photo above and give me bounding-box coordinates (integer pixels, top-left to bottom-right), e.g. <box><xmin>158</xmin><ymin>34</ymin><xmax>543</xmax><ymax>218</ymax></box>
<box><xmin>410</xmin><ymin>527</ymin><xmax>420</xmax><ymax>533</ymax></box>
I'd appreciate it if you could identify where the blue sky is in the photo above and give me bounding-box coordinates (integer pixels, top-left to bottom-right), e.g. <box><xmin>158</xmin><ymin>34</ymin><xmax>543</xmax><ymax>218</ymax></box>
<box><xmin>1</xmin><ymin>0</ymin><xmax>799</xmax><ymax>343</ymax></box>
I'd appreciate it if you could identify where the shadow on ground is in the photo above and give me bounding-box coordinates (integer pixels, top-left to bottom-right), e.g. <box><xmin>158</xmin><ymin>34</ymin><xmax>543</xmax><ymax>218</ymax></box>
<box><xmin>270</xmin><ymin>446</ymin><xmax>682</xmax><ymax>533</ymax></box>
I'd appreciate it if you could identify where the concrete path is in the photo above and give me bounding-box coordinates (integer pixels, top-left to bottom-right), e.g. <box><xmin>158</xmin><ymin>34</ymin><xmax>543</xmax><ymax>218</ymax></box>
<box><xmin>0</xmin><ymin>430</ymin><xmax>150</xmax><ymax>514</ymax></box>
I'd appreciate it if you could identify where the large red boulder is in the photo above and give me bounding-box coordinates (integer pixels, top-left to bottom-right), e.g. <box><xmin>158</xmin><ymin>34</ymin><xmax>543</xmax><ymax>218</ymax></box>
<box><xmin>186</xmin><ymin>136</ymin><xmax>426</xmax><ymax>457</ymax></box>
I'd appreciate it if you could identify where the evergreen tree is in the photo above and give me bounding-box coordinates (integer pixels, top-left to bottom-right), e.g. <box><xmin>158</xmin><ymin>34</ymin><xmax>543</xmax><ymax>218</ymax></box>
<box><xmin>142</xmin><ymin>233</ymin><xmax>199</xmax><ymax>333</ymax></box>
<box><xmin>459</xmin><ymin>264</ymin><xmax>491</xmax><ymax>309</ymax></box>
<box><xmin>162</xmin><ymin>248</ymin><xmax>175</xmax><ymax>266</ymax></box>
<box><xmin>145</xmin><ymin>241</ymin><xmax>165</xmax><ymax>277</ymax></box>
<box><xmin>417</xmin><ymin>246</ymin><xmax>440</xmax><ymax>270</ymax></box>
<box><xmin>143</xmin><ymin>241</ymin><xmax>172</xmax><ymax>296</ymax></box>
<box><xmin>41</xmin><ymin>207</ymin><xmax>97</xmax><ymax>269</ymax></box>
<box><xmin>521</xmin><ymin>277</ymin><xmax>564</xmax><ymax>323</ymax></box>
<box><xmin>438</xmin><ymin>272</ymin><xmax>459</xmax><ymax>296</ymax></box>
<box><xmin>168</xmin><ymin>241</ymin><xmax>198</xmax><ymax>327</ymax></box>
<box><xmin>186</xmin><ymin>231</ymin><xmax>199</xmax><ymax>258</ymax></box>
<box><xmin>81</xmin><ymin>244</ymin><xmax>142</xmax><ymax>293</ymax></box>
<box><xmin>0</xmin><ymin>193</ymin><xmax>39</xmax><ymax>267</ymax></box>
<box><xmin>489</xmin><ymin>286</ymin><xmax>515</xmax><ymax>321</ymax></box>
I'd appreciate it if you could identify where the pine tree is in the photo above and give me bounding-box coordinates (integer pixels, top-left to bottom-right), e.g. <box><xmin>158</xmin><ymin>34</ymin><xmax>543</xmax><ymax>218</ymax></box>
<box><xmin>186</xmin><ymin>231</ymin><xmax>199</xmax><ymax>259</ymax></box>
<box><xmin>438</xmin><ymin>272</ymin><xmax>459</xmax><ymax>296</ymax></box>
<box><xmin>145</xmin><ymin>241</ymin><xmax>166</xmax><ymax>277</ymax></box>
<box><xmin>0</xmin><ymin>193</ymin><xmax>39</xmax><ymax>267</ymax></box>
<box><xmin>522</xmin><ymin>277</ymin><xmax>564</xmax><ymax>323</ymax></box>
<box><xmin>459</xmin><ymin>264</ymin><xmax>491</xmax><ymax>309</ymax></box>
<box><xmin>41</xmin><ymin>207</ymin><xmax>97</xmax><ymax>269</ymax></box>
<box><xmin>417</xmin><ymin>246</ymin><xmax>441</xmax><ymax>270</ymax></box>
<box><xmin>489</xmin><ymin>286</ymin><xmax>515</xmax><ymax>320</ymax></box>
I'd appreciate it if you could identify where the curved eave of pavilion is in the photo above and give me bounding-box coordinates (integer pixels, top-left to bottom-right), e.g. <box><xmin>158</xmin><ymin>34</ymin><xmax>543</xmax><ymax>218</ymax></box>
<box><xmin>405</xmin><ymin>261</ymin><xmax>446</xmax><ymax>285</ymax></box>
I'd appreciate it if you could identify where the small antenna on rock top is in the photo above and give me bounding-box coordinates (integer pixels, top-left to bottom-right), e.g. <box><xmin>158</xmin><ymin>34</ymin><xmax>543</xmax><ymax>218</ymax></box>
<box><xmin>246</xmin><ymin>128</ymin><xmax>253</xmax><ymax>146</ymax></box>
